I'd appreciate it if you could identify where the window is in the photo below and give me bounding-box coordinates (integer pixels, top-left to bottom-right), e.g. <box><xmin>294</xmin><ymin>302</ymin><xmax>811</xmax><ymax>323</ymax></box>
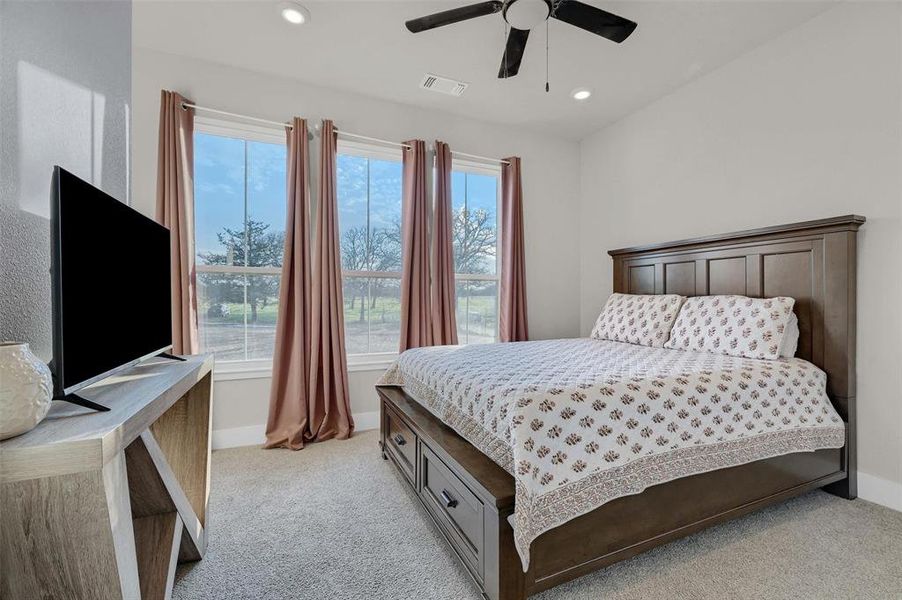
<box><xmin>337</xmin><ymin>141</ymin><xmax>403</xmax><ymax>357</ymax></box>
<box><xmin>193</xmin><ymin>119</ymin><xmax>287</xmax><ymax>363</ymax></box>
<box><xmin>451</xmin><ymin>162</ymin><xmax>501</xmax><ymax>345</ymax></box>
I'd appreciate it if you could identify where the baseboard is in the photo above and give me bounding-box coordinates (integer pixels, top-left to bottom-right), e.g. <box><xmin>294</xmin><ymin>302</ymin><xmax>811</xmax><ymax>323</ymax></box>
<box><xmin>353</xmin><ymin>409</ymin><xmax>380</xmax><ymax>431</ymax></box>
<box><xmin>212</xmin><ymin>424</ymin><xmax>266</xmax><ymax>450</ymax></box>
<box><xmin>212</xmin><ymin>410</ymin><xmax>381</xmax><ymax>450</ymax></box>
<box><xmin>857</xmin><ymin>471</ymin><xmax>902</xmax><ymax>512</ymax></box>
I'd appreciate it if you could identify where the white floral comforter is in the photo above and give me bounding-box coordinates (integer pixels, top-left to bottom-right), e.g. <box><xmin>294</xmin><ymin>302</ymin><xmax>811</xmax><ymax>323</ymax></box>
<box><xmin>378</xmin><ymin>338</ymin><xmax>845</xmax><ymax>571</ymax></box>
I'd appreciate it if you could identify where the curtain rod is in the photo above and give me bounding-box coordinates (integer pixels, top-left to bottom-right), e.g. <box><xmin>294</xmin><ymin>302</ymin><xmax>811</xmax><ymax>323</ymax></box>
<box><xmin>451</xmin><ymin>150</ymin><xmax>510</xmax><ymax>166</ymax></box>
<box><xmin>181</xmin><ymin>102</ymin><xmax>293</xmax><ymax>130</ymax></box>
<box><xmin>335</xmin><ymin>129</ymin><xmax>412</xmax><ymax>150</ymax></box>
<box><xmin>311</xmin><ymin>122</ymin><xmax>411</xmax><ymax>150</ymax></box>
<box><xmin>181</xmin><ymin>102</ymin><xmax>506</xmax><ymax>164</ymax></box>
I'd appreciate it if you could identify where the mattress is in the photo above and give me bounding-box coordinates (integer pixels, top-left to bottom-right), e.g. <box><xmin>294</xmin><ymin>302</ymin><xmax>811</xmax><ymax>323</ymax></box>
<box><xmin>378</xmin><ymin>338</ymin><xmax>845</xmax><ymax>571</ymax></box>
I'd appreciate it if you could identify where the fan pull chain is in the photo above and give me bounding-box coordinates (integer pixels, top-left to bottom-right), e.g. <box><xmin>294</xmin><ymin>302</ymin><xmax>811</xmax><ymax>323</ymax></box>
<box><xmin>545</xmin><ymin>19</ymin><xmax>550</xmax><ymax>93</ymax></box>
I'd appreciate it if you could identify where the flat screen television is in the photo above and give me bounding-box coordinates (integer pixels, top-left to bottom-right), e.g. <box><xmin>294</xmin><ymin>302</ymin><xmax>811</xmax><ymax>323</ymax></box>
<box><xmin>50</xmin><ymin>166</ymin><xmax>174</xmax><ymax>411</ymax></box>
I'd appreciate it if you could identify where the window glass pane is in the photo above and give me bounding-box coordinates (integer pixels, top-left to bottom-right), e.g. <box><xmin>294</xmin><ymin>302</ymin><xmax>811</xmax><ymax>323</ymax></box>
<box><xmin>464</xmin><ymin>173</ymin><xmax>498</xmax><ymax>275</ymax></box>
<box><xmin>337</xmin><ymin>147</ymin><xmax>403</xmax><ymax>355</ymax></box>
<box><xmin>343</xmin><ymin>276</ymin><xmax>369</xmax><ymax>355</ymax></box>
<box><xmin>246</xmin><ymin>141</ymin><xmax>287</xmax><ymax>268</ymax></box>
<box><xmin>368</xmin><ymin>277</ymin><xmax>401</xmax><ymax>353</ymax></box>
<box><xmin>194</xmin><ymin>131</ymin><xmax>287</xmax><ymax>362</ymax></box>
<box><xmin>452</xmin><ymin>171</ymin><xmax>499</xmax><ymax>276</ymax></box>
<box><xmin>245</xmin><ymin>274</ymin><xmax>280</xmax><ymax>360</ymax></box>
<box><xmin>451</xmin><ymin>171</ymin><xmax>466</xmax><ymax>212</ymax></box>
<box><xmin>451</xmin><ymin>168</ymin><xmax>500</xmax><ymax>344</ymax></box>
<box><xmin>337</xmin><ymin>154</ymin><xmax>369</xmax><ymax>271</ymax></box>
<box><xmin>466</xmin><ymin>280</ymin><xmax>498</xmax><ymax>345</ymax></box>
<box><xmin>456</xmin><ymin>279</ymin><xmax>498</xmax><ymax>345</ymax></box>
<box><xmin>195</xmin><ymin>133</ymin><xmax>245</xmax><ymax>266</ymax></box>
<box><xmin>342</xmin><ymin>276</ymin><xmax>402</xmax><ymax>355</ymax></box>
<box><xmin>368</xmin><ymin>159</ymin><xmax>402</xmax><ymax>272</ymax></box>
<box><xmin>197</xmin><ymin>272</ymin><xmax>247</xmax><ymax>361</ymax></box>
<box><xmin>451</xmin><ymin>171</ymin><xmax>466</xmax><ymax>277</ymax></box>
<box><xmin>455</xmin><ymin>279</ymin><xmax>469</xmax><ymax>345</ymax></box>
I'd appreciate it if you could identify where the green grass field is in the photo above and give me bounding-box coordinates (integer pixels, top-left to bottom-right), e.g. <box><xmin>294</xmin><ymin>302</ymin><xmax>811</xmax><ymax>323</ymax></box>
<box><xmin>202</xmin><ymin>301</ymin><xmax>280</xmax><ymax>325</ymax></box>
<box><xmin>200</xmin><ymin>295</ymin><xmax>496</xmax><ymax>328</ymax></box>
<box><xmin>341</xmin><ymin>295</ymin><xmax>496</xmax><ymax>327</ymax></box>
<box><xmin>199</xmin><ymin>291</ymin><xmax>497</xmax><ymax>358</ymax></box>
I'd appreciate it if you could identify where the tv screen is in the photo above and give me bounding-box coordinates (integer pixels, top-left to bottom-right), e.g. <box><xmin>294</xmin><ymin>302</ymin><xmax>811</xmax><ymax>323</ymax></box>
<box><xmin>50</xmin><ymin>166</ymin><xmax>172</xmax><ymax>398</ymax></box>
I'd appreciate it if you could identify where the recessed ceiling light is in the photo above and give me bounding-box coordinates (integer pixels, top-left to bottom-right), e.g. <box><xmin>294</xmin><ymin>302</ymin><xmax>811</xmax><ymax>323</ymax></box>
<box><xmin>572</xmin><ymin>88</ymin><xmax>592</xmax><ymax>101</ymax></box>
<box><xmin>280</xmin><ymin>2</ymin><xmax>310</xmax><ymax>25</ymax></box>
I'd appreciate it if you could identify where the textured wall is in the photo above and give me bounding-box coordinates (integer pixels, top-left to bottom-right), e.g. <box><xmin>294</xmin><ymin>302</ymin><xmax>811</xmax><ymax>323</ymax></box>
<box><xmin>0</xmin><ymin>0</ymin><xmax>132</xmax><ymax>361</ymax></box>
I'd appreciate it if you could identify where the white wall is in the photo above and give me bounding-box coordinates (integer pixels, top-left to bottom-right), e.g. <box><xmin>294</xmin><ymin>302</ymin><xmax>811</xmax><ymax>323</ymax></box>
<box><xmin>578</xmin><ymin>3</ymin><xmax>902</xmax><ymax>509</ymax></box>
<box><xmin>131</xmin><ymin>48</ymin><xmax>582</xmax><ymax>444</ymax></box>
<box><xmin>1</xmin><ymin>0</ymin><xmax>132</xmax><ymax>361</ymax></box>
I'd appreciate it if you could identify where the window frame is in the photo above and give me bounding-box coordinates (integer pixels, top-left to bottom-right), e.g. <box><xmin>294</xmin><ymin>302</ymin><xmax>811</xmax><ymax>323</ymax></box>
<box><xmin>337</xmin><ymin>139</ymin><xmax>405</xmax><ymax>367</ymax></box>
<box><xmin>450</xmin><ymin>158</ymin><xmax>503</xmax><ymax>344</ymax></box>
<box><xmin>193</xmin><ymin>124</ymin><xmax>505</xmax><ymax>375</ymax></box>
<box><xmin>193</xmin><ymin>116</ymin><xmax>288</xmax><ymax>375</ymax></box>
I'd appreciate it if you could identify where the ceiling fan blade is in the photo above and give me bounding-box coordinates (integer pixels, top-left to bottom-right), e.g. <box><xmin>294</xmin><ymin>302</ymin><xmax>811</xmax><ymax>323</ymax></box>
<box><xmin>552</xmin><ymin>1</ymin><xmax>637</xmax><ymax>43</ymax></box>
<box><xmin>406</xmin><ymin>1</ymin><xmax>503</xmax><ymax>33</ymax></box>
<box><xmin>498</xmin><ymin>27</ymin><xmax>530</xmax><ymax>78</ymax></box>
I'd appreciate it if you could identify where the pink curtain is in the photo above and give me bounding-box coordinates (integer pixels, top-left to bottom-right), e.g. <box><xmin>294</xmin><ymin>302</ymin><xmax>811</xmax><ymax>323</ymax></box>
<box><xmin>399</xmin><ymin>139</ymin><xmax>433</xmax><ymax>352</ymax></box>
<box><xmin>499</xmin><ymin>156</ymin><xmax>529</xmax><ymax>342</ymax></box>
<box><xmin>265</xmin><ymin>118</ymin><xmax>313</xmax><ymax>450</ymax></box>
<box><xmin>431</xmin><ymin>141</ymin><xmax>458</xmax><ymax>345</ymax></box>
<box><xmin>156</xmin><ymin>90</ymin><xmax>199</xmax><ymax>355</ymax></box>
<box><xmin>307</xmin><ymin>120</ymin><xmax>354</xmax><ymax>441</ymax></box>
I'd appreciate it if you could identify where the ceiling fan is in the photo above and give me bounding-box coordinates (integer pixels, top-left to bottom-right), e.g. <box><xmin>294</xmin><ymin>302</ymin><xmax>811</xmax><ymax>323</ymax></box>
<box><xmin>405</xmin><ymin>0</ymin><xmax>637</xmax><ymax>79</ymax></box>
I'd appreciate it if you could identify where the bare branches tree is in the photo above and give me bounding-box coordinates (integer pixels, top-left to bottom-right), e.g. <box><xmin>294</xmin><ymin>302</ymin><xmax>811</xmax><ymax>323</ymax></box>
<box><xmin>341</xmin><ymin>226</ymin><xmax>369</xmax><ymax>321</ymax></box>
<box><xmin>453</xmin><ymin>207</ymin><xmax>496</xmax><ymax>275</ymax></box>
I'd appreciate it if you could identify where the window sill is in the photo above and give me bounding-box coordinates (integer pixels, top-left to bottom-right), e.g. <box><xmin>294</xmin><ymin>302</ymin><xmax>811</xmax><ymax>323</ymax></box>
<box><xmin>212</xmin><ymin>354</ymin><xmax>397</xmax><ymax>382</ymax></box>
<box><xmin>347</xmin><ymin>353</ymin><xmax>397</xmax><ymax>373</ymax></box>
<box><xmin>213</xmin><ymin>360</ymin><xmax>273</xmax><ymax>382</ymax></box>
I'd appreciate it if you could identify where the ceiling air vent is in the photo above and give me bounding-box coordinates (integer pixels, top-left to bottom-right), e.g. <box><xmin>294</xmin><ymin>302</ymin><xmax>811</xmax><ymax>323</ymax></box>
<box><xmin>420</xmin><ymin>73</ymin><xmax>468</xmax><ymax>97</ymax></box>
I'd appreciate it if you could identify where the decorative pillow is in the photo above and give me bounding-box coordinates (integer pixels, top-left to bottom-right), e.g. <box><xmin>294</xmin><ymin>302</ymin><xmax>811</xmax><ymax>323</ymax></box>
<box><xmin>664</xmin><ymin>295</ymin><xmax>796</xmax><ymax>360</ymax></box>
<box><xmin>779</xmin><ymin>312</ymin><xmax>799</xmax><ymax>358</ymax></box>
<box><xmin>590</xmin><ymin>293</ymin><xmax>685</xmax><ymax>348</ymax></box>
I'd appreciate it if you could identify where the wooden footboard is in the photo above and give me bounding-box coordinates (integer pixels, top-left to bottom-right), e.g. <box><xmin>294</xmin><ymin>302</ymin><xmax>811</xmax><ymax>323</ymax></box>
<box><xmin>378</xmin><ymin>385</ymin><xmax>845</xmax><ymax>600</ymax></box>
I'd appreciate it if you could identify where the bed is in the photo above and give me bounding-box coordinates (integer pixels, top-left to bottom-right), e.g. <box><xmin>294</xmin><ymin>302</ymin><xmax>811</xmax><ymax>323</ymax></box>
<box><xmin>375</xmin><ymin>215</ymin><xmax>864</xmax><ymax>600</ymax></box>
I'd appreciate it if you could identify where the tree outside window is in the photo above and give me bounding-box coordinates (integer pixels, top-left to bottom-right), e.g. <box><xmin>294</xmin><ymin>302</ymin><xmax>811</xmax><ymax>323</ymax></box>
<box><xmin>452</xmin><ymin>167</ymin><xmax>500</xmax><ymax>345</ymax></box>
<box><xmin>337</xmin><ymin>146</ymin><xmax>404</xmax><ymax>355</ymax></box>
<box><xmin>193</xmin><ymin>129</ymin><xmax>286</xmax><ymax>362</ymax></box>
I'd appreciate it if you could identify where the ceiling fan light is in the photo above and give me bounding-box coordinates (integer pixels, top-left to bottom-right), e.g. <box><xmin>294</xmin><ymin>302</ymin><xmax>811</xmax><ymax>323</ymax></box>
<box><xmin>572</xmin><ymin>88</ymin><xmax>592</xmax><ymax>101</ymax></box>
<box><xmin>280</xmin><ymin>2</ymin><xmax>310</xmax><ymax>25</ymax></box>
<box><xmin>503</xmin><ymin>0</ymin><xmax>550</xmax><ymax>30</ymax></box>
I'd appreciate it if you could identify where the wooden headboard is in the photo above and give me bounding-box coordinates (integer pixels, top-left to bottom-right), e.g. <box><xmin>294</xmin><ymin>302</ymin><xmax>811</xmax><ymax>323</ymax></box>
<box><xmin>609</xmin><ymin>215</ymin><xmax>865</xmax><ymax>495</ymax></box>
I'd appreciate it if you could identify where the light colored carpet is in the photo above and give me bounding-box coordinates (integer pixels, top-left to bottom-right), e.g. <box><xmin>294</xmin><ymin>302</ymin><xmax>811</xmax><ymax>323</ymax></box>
<box><xmin>174</xmin><ymin>431</ymin><xmax>902</xmax><ymax>600</ymax></box>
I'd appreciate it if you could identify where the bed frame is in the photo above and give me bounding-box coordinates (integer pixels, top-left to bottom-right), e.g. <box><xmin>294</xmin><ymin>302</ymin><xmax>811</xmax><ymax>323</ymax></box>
<box><xmin>376</xmin><ymin>215</ymin><xmax>864</xmax><ymax>600</ymax></box>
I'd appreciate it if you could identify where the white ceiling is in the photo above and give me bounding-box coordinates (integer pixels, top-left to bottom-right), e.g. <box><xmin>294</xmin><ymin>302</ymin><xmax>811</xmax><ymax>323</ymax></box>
<box><xmin>133</xmin><ymin>0</ymin><xmax>835</xmax><ymax>140</ymax></box>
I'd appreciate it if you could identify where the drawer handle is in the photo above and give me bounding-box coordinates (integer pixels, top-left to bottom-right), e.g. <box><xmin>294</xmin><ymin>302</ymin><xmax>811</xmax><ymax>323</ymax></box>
<box><xmin>440</xmin><ymin>489</ymin><xmax>458</xmax><ymax>509</ymax></box>
<box><xmin>393</xmin><ymin>434</ymin><xmax>407</xmax><ymax>446</ymax></box>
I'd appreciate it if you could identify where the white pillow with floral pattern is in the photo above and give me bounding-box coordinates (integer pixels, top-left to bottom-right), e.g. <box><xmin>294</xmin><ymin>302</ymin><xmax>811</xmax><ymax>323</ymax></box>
<box><xmin>664</xmin><ymin>295</ymin><xmax>796</xmax><ymax>360</ymax></box>
<box><xmin>590</xmin><ymin>293</ymin><xmax>685</xmax><ymax>348</ymax></box>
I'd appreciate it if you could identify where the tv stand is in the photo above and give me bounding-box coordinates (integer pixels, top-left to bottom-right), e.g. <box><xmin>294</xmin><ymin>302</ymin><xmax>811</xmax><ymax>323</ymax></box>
<box><xmin>1</xmin><ymin>355</ymin><xmax>214</xmax><ymax>600</ymax></box>
<box><xmin>59</xmin><ymin>392</ymin><xmax>111</xmax><ymax>412</ymax></box>
<box><xmin>56</xmin><ymin>354</ymin><xmax>190</xmax><ymax>413</ymax></box>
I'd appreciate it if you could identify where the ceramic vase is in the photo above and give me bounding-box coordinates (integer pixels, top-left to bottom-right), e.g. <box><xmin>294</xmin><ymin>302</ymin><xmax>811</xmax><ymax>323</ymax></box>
<box><xmin>0</xmin><ymin>342</ymin><xmax>53</xmax><ymax>440</ymax></box>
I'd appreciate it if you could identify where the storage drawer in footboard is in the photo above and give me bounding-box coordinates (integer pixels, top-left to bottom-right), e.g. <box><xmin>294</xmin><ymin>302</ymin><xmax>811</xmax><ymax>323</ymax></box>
<box><xmin>383</xmin><ymin>405</ymin><xmax>417</xmax><ymax>484</ymax></box>
<box><xmin>420</xmin><ymin>444</ymin><xmax>485</xmax><ymax>581</ymax></box>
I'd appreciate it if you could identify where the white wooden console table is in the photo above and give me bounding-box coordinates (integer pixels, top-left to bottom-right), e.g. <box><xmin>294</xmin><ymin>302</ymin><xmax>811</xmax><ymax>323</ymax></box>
<box><xmin>1</xmin><ymin>354</ymin><xmax>214</xmax><ymax>599</ymax></box>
